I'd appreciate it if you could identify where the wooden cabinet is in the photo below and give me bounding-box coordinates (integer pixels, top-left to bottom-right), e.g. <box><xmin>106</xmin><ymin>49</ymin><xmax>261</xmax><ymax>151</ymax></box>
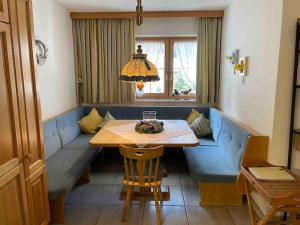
<box><xmin>9</xmin><ymin>0</ymin><xmax>45</xmax><ymax>178</ymax></box>
<box><xmin>0</xmin><ymin>165</ymin><xmax>30</xmax><ymax>225</ymax></box>
<box><xmin>26</xmin><ymin>166</ymin><xmax>49</xmax><ymax>225</ymax></box>
<box><xmin>0</xmin><ymin>0</ymin><xmax>49</xmax><ymax>225</ymax></box>
<box><xmin>0</xmin><ymin>0</ymin><xmax>9</xmax><ymax>23</ymax></box>
<box><xmin>0</xmin><ymin>22</ymin><xmax>22</xmax><ymax>177</ymax></box>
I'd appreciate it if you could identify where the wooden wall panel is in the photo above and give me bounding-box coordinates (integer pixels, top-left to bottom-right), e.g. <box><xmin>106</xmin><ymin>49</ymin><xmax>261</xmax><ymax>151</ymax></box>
<box><xmin>0</xmin><ymin>0</ymin><xmax>9</xmax><ymax>23</ymax></box>
<box><xmin>26</xmin><ymin>166</ymin><xmax>49</xmax><ymax>225</ymax></box>
<box><xmin>0</xmin><ymin>165</ymin><xmax>30</xmax><ymax>225</ymax></box>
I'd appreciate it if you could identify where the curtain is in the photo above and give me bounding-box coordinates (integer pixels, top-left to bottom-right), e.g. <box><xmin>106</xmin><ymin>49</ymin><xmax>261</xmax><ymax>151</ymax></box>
<box><xmin>196</xmin><ymin>18</ymin><xmax>222</xmax><ymax>104</ymax></box>
<box><xmin>72</xmin><ymin>19</ymin><xmax>135</xmax><ymax>104</ymax></box>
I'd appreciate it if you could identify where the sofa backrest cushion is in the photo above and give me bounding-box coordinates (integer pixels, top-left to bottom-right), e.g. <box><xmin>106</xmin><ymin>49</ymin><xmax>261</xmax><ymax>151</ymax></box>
<box><xmin>218</xmin><ymin>117</ymin><xmax>251</xmax><ymax>170</ymax></box>
<box><xmin>43</xmin><ymin>119</ymin><xmax>61</xmax><ymax>160</ymax></box>
<box><xmin>209</xmin><ymin>108</ymin><xmax>223</xmax><ymax>143</ymax></box>
<box><xmin>83</xmin><ymin>106</ymin><xmax>209</xmax><ymax>120</ymax></box>
<box><xmin>56</xmin><ymin>107</ymin><xmax>85</xmax><ymax>147</ymax></box>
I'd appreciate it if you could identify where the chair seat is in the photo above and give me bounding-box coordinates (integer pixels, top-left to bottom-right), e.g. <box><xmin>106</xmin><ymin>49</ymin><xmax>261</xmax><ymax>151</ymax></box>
<box><xmin>184</xmin><ymin>146</ymin><xmax>239</xmax><ymax>183</ymax></box>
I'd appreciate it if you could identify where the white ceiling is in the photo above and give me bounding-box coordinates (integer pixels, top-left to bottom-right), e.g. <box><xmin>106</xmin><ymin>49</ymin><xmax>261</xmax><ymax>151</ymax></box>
<box><xmin>55</xmin><ymin>0</ymin><xmax>230</xmax><ymax>12</ymax></box>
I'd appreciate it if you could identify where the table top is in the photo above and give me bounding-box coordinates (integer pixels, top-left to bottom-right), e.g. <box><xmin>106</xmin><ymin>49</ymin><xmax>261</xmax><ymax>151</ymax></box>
<box><xmin>241</xmin><ymin>166</ymin><xmax>300</xmax><ymax>205</ymax></box>
<box><xmin>90</xmin><ymin>120</ymin><xmax>199</xmax><ymax>147</ymax></box>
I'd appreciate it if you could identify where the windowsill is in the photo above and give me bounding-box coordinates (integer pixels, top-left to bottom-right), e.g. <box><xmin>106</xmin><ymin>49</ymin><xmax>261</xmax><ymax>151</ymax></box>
<box><xmin>134</xmin><ymin>98</ymin><xmax>200</xmax><ymax>106</ymax></box>
<box><xmin>135</xmin><ymin>98</ymin><xmax>196</xmax><ymax>103</ymax></box>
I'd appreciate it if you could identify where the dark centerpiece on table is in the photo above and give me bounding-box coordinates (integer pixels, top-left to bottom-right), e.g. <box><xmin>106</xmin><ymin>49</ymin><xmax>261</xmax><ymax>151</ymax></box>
<box><xmin>135</xmin><ymin>120</ymin><xmax>164</xmax><ymax>134</ymax></box>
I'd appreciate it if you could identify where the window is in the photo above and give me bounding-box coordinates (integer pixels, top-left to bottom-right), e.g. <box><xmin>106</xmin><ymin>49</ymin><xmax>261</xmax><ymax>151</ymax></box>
<box><xmin>136</xmin><ymin>37</ymin><xmax>197</xmax><ymax>99</ymax></box>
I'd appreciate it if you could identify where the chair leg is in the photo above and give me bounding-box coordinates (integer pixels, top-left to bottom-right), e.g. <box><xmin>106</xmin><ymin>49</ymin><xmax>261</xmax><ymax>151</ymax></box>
<box><xmin>122</xmin><ymin>186</ymin><xmax>133</xmax><ymax>222</ymax></box>
<box><xmin>153</xmin><ymin>187</ymin><xmax>162</xmax><ymax>225</ymax></box>
<box><xmin>158</xmin><ymin>186</ymin><xmax>162</xmax><ymax>203</ymax></box>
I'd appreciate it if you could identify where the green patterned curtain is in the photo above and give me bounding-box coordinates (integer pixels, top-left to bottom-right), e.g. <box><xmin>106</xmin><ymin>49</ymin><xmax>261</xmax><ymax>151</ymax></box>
<box><xmin>196</xmin><ymin>18</ymin><xmax>222</xmax><ymax>104</ymax></box>
<box><xmin>72</xmin><ymin>19</ymin><xmax>135</xmax><ymax>104</ymax></box>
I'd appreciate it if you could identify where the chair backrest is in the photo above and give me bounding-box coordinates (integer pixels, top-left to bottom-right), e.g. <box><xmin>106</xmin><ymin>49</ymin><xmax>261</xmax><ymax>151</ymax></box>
<box><xmin>119</xmin><ymin>145</ymin><xmax>164</xmax><ymax>184</ymax></box>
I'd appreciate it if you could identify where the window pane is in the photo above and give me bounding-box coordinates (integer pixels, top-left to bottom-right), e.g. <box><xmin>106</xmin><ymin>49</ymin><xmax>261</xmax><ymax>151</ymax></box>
<box><xmin>173</xmin><ymin>41</ymin><xmax>197</xmax><ymax>93</ymax></box>
<box><xmin>136</xmin><ymin>41</ymin><xmax>165</xmax><ymax>94</ymax></box>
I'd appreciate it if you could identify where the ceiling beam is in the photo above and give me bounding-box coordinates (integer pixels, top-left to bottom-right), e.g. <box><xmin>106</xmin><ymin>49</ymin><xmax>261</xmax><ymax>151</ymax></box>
<box><xmin>70</xmin><ymin>10</ymin><xmax>224</xmax><ymax>19</ymax></box>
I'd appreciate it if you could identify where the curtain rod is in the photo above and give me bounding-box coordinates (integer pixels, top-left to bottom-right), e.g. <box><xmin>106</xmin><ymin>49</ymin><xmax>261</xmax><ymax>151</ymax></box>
<box><xmin>70</xmin><ymin>11</ymin><xmax>224</xmax><ymax>19</ymax></box>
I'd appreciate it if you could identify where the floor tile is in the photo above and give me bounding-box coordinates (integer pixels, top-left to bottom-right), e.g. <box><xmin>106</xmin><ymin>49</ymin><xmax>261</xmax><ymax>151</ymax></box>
<box><xmin>114</xmin><ymin>172</ymin><xmax>124</xmax><ymax>184</ymax></box>
<box><xmin>228</xmin><ymin>207</ymin><xmax>251</xmax><ymax>225</ymax></box>
<box><xmin>145</xmin><ymin>185</ymin><xmax>185</xmax><ymax>206</ymax></box>
<box><xmin>180</xmin><ymin>173</ymin><xmax>198</xmax><ymax>186</ymax></box>
<box><xmin>162</xmin><ymin>173</ymin><xmax>181</xmax><ymax>185</ymax></box>
<box><xmin>52</xmin><ymin>204</ymin><xmax>102</xmax><ymax>225</ymax></box>
<box><xmin>105</xmin><ymin>185</ymin><xmax>145</xmax><ymax>205</ymax></box>
<box><xmin>143</xmin><ymin>206</ymin><xmax>188</xmax><ymax>225</ymax></box>
<box><xmin>96</xmin><ymin>204</ymin><xmax>144</xmax><ymax>225</ymax></box>
<box><xmin>182</xmin><ymin>185</ymin><xmax>199</xmax><ymax>207</ymax></box>
<box><xmin>186</xmin><ymin>207</ymin><xmax>234</xmax><ymax>225</ymax></box>
<box><xmin>66</xmin><ymin>184</ymin><xmax>112</xmax><ymax>204</ymax></box>
<box><xmin>91</xmin><ymin>170</ymin><xmax>118</xmax><ymax>184</ymax></box>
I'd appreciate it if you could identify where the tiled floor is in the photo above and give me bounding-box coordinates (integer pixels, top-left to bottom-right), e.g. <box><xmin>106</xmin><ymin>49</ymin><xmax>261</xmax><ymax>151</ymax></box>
<box><xmin>56</xmin><ymin>149</ymin><xmax>250</xmax><ymax>225</ymax></box>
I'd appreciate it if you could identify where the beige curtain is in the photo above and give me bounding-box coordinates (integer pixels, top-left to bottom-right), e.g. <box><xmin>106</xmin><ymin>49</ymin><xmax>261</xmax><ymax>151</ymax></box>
<box><xmin>196</xmin><ymin>18</ymin><xmax>222</xmax><ymax>104</ymax></box>
<box><xmin>72</xmin><ymin>19</ymin><xmax>135</xmax><ymax>104</ymax></box>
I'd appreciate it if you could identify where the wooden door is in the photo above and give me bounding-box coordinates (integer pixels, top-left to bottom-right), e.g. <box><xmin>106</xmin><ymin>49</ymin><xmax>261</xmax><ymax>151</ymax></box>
<box><xmin>0</xmin><ymin>22</ymin><xmax>23</xmax><ymax>177</ymax></box>
<box><xmin>0</xmin><ymin>0</ymin><xmax>8</xmax><ymax>23</ymax></box>
<box><xmin>0</xmin><ymin>165</ymin><xmax>30</xmax><ymax>225</ymax></box>
<box><xmin>8</xmin><ymin>0</ymin><xmax>45</xmax><ymax>177</ymax></box>
<box><xmin>26</xmin><ymin>166</ymin><xmax>49</xmax><ymax>225</ymax></box>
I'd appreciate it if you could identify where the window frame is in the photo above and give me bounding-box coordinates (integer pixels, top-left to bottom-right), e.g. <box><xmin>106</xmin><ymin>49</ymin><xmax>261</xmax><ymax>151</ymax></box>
<box><xmin>135</xmin><ymin>36</ymin><xmax>197</xmax><ymax>100</ymax></box>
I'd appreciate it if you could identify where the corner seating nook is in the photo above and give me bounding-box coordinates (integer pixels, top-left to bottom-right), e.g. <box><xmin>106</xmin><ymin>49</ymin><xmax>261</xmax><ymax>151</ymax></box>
<box><xmin>43</xmin><ymin>105</ymin><xmax>265</xmax><ymax>223</ymax></box>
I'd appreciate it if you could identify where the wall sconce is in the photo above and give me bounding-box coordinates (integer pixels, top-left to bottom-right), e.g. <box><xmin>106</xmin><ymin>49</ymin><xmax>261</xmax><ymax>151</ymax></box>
<box><xmin>234</xmin><ymin>57</ymin><xmax>248</xmax><ymax>76</ymax></box>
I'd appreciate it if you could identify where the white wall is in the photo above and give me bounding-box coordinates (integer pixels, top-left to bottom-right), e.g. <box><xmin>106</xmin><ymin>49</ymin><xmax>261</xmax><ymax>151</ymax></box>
<box><xmin>138</xmin><ymin>17</ymin><xmax>197</xmax><ymax>36</ymax></box>
<box><xmin>219</xmin><ymin>0</ymin><xmax>284</xmax><ymax>163</ymax></box>
<box><xmin>271</xmin><ymin>0</ymin><xmax>300</xmax><ymax>167</ymax></box>
<box><xmin>32</xmin><ymin>0</ymin><xmax>77</xmax><ymax>120</ymax></box>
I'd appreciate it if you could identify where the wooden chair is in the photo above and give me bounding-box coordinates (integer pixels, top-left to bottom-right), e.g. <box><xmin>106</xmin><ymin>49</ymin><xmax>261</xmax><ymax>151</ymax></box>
<box><xmin>119</xmin><ymin>145</ymin><xmax>165</xmax><ymax>225</ymax></box>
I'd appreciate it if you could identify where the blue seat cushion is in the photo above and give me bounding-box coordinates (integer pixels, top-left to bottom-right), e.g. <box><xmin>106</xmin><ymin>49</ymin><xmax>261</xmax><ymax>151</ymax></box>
<box><xmin>43</xmin><ymin>119</ymin><xmax>61</xmax><ymax>160</ymax></box>
<box><xmin>199</xmin><ymin>136</ymin><xmax>218</xmax><ymax>146</ymax></box>
<box><xmin>56</xmin><ymin>107</ymin><xmax>85</xmax><ymax>147</ymax></box>
<box><xmin>184</xmin><ymin>146</ymin><xmax>239</xmax><ymax>183</ymax></box>
<box><xmin>62</xmin><ymin>134</ymin><xmax>94</xmax><ymax>150</ymax></box>
<box><xmin>218</xmin><ymin>117</ymin><xmax>250</xmax><ymax>170</ymax></box>
<box><xmin>46</xmin><ymin>148</ymin><xmax>98</xmax><ymax>200</ymax></box>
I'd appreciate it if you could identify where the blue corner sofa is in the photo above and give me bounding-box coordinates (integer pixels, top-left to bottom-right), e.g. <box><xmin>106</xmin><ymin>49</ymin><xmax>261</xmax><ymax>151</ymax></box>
<box><xmin>43</xmin><ymin>107</ymin><xmax>102</xmax><ymax>223</ymax></box>
<box><xmin>184</xmin><ymin>108</ymin><xmax>251</xmax><ymax>206</ymax></box>
<box><xmin>43</xmin><ymin>105</ymin><xmax>252</xmax><ymax>222</ymax></box>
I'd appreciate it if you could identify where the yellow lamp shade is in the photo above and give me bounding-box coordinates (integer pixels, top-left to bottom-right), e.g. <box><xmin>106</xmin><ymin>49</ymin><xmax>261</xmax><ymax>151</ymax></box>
<box><xmin>120</xmin><ymin>45</ymin><xmax>159</xmax><ymax>82</ymax></box>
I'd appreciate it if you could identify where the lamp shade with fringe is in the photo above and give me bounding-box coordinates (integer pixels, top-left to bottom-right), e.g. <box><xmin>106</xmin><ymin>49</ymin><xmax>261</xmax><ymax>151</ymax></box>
<box><xmin>120</xmin><ymin>45</ymin><xmax>160</xmax><ymax>85</ymax></box>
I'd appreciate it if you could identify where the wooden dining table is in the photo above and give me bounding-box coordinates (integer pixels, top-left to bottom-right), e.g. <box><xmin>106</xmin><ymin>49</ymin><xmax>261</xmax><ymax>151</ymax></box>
<box><xmin>90</xmin><ymin>120</ymin><xmax>199</xmax><ymax>148</ymax></box>
<box><xmin>89</xmin><ymin>119</ymin><xmax>199</xmax><ymax>201</ymax></box>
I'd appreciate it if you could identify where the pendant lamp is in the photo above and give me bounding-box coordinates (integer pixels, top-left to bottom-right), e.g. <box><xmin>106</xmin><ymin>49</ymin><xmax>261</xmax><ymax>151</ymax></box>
<box><xmin>120</xmin><ymin>0</ymin><xmax>159</xmax><ymax>91</ymax></box>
